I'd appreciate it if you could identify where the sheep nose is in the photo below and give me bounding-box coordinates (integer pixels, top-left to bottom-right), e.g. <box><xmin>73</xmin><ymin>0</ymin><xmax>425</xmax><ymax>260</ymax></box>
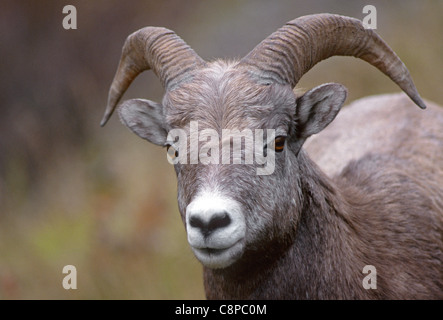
<box><xmin>189</xmin><ymin>211</ymin><xmax>231</xmax><ymax>237</ymax></box>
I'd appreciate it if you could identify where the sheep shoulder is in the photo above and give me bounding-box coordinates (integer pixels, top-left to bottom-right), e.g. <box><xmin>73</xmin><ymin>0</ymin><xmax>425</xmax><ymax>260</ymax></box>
<box><xmin>304</xmin><ymin>93</ymin><xmax>443</xmax><ymax>298</ymax></box>
<box><xmin>304</xmin><ymin>93</ymin><xmax>443</xmax><ymax>178</ymax></box>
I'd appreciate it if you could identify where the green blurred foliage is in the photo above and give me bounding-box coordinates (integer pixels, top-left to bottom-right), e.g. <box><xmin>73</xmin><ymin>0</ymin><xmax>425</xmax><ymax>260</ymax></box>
<box><xmin>0</xmin><ymin>0</ymin><xmax>441</xmax><ymax>299</ymax></box>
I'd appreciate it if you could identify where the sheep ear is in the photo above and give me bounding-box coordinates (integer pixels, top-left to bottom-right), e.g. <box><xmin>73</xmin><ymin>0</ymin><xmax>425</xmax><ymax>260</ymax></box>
<box><xmin>295</xmin><ymin>83</ymin><xmax>347</xmax><ymax>139</ymax></box>
<box><xmin>118</xmin><ymin>99</ymin><xmax>167</xmax><ymax>146</ymax></box>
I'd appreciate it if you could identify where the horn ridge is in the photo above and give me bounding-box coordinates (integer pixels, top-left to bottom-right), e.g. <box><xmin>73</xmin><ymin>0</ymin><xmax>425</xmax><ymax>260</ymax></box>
<box><xmin>240</xmin><ymin>13</ymin><xmax>426</xmax><ymax>109</ymax></box>
<box><xmin>101</xmin><ymin>27</ymin><xmax>205</xmax><ymax>127</ymax></box>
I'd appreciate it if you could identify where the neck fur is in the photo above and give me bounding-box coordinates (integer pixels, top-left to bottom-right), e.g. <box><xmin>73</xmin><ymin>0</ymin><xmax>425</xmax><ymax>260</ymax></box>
<box><xmin>204</xmin><ymin>151</ymin><xmax>377</xmax><ymax>299</ymax></box>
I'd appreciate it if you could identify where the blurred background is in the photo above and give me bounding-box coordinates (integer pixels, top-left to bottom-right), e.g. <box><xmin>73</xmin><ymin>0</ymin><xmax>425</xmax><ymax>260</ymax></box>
<box><xmin>0</xmin><ymin>0</ymin><xmax>441</xmax><ymax>299</ymax></box>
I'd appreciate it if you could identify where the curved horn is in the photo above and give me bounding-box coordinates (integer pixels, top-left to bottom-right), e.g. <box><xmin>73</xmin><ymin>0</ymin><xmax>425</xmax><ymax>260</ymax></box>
<box><xmin>101</xmin><ymin>27</ymin><xmax>206</xmax><ymax>126</ymax></box>
<box><xmin>240</xmin><ymin>13</ymin><xmax>426</xmax><ymax>109</ymax></box>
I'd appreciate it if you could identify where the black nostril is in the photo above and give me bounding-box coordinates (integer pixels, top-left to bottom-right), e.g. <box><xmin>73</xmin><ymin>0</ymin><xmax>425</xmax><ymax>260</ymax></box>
<box><xmin>208</xmin><ymin>212</ymin><xmax>231</xmax><ymax>230</ymax></box>
<box><xmin>190</xmin><ymin>212</ymin><xmax>231</xmax><ymax>237</ymax></box>
<box><xmin>190</xmin><ymin>216</ymin><xmax>205</xmax><ymax>229</ymax></box>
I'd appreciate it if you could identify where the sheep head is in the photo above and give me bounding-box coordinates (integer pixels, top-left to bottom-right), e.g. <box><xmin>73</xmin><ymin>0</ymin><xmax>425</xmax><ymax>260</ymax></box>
<box><xmin>101</xmin><ymin>14</ymin><xmax>425</xmax><ymax>269</ymax></box>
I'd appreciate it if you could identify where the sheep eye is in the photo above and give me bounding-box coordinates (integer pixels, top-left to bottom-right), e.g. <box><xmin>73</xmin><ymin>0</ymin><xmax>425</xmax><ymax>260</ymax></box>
<box><xmin>274</xmin><ymin>136</ymin><xmax>286</xmax><ymax>152</ymax></box>
<box><xmin>166</xmin><ymin>144</ymin><xmax>179</xmax><ymax>159</ymax></box>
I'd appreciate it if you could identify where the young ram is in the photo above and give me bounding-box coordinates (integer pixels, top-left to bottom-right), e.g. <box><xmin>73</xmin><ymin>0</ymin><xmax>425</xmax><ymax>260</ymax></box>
<box><xmin>101</xmin><ymin>14</ymin><xmax>443</xmax><ymax>299</ymax></box>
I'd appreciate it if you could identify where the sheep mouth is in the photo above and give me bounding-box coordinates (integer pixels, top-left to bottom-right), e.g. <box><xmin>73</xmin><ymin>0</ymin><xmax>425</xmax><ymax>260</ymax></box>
<box><xmin>198</xmin><ymin>247</ymin><xmax>229</xmax><ymax>255</ymax></box>
<box><xmin>191</xmin><ymin>240</ymin><xmax>245</xmax><ymax>269</ymax></box>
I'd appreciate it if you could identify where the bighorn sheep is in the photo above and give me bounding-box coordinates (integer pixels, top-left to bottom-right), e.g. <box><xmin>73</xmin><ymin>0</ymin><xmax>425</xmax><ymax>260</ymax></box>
<box><xmin>101</xmin><ymin>14</ymin><xmax>443</xmax><ymax>299</ymax></box>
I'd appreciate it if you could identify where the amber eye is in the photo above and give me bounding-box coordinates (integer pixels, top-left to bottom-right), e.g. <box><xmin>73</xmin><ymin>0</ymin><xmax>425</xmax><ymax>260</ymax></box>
<box><xmin>274</xmin><ymin>136</ymin><xmax>286</xmax><ymax>152</ymax></box>
<box><xmin>166</xmin><ymin>144</ymin><xmax>179</xmax><ymax>160</ymax></box>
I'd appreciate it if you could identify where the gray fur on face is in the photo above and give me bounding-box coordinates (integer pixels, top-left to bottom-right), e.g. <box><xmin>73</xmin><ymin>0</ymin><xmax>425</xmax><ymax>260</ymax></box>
<box><xmin>168</xmin><ymin>61</ymin><xmax>305</xmax><ymax>265</ymax></box>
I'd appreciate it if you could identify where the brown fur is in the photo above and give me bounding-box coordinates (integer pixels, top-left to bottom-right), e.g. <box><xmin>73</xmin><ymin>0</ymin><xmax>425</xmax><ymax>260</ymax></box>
<box><xmin>200</xmin><ymin>92</ymin><xmax>443</xmax><ymax>299</ymax></box>
<box><xmin>117</xmin><ymin>59</ymin><xmax>443</xmax><ymax>299</ymax></box>
<box><xmin>204</xmin><ymin>147</ymin><xmax>443</xmax><ymax>299</ymax></box>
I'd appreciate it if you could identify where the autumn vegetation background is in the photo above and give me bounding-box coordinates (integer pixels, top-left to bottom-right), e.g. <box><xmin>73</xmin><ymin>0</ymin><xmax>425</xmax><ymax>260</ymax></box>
<box><xmin>0</xmin><ymin>0</ymin><xmax>442</xmax><ymax>299</ymax></box>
